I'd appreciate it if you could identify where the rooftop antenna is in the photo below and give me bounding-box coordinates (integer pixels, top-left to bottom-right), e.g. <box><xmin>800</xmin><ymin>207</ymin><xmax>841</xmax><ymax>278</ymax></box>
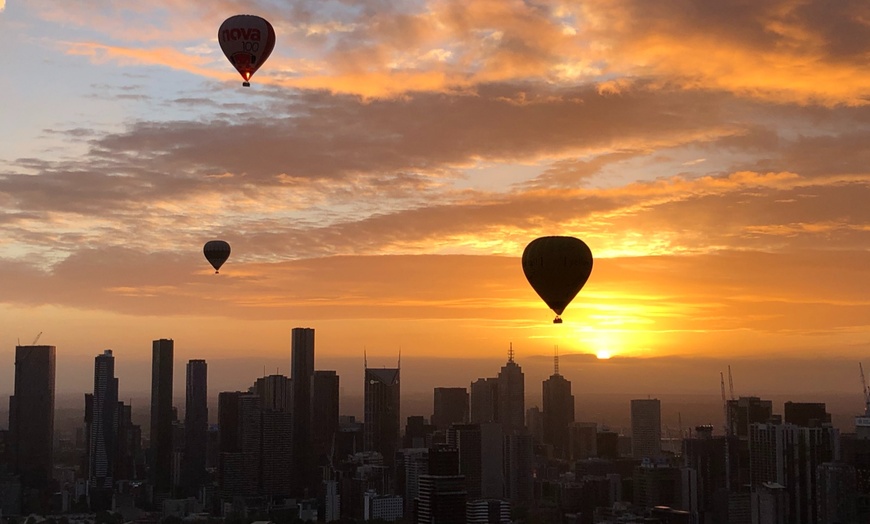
<box><xmin>720</xmin><ymin>372</ymin><xmax>729</xmax><ymax>436</ymax></box>
<box><xmin>554</xmin><ymin>345</ymin><xmax>560</xmax><ymax>376</ymax></box>
<box><xmin>364</xmin><ymin>347</ymin><xmax>368</xmax><ymax>369</ymax></box>
<box><xmin>508</xmin><ymin>342</ymin><xmax>514</xmax><ymax>363</ymax></box>
<box><xmin>398</xmin><ymin>347</ymin><xmax>401</xmax><ymax>369</ymax></box>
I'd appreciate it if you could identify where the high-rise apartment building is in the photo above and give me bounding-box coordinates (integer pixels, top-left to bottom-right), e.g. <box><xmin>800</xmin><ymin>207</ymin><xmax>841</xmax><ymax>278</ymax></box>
<box><xmin>312</xmin><ymin>370</ymin><xmax>340</xmax><ymax>460</ymax></box>
<box><xmin>8</xmin><ymin>344</ymin><xmax>56</xmax><ymax>499</ymax></box>
<box><xmin>150</xmin><ymin>338</ymin><xmax>174</xmax><ymax>494</ymax></box>
<box><xmin>417</xmin><ymin>445</ymin><xmax>466</xmax><ymax>524</ymax></box>
<box><xmin>497</xmin><ymin>346</ymin><xmax>524</xmax><ymax>435</ymax></box>
<box><xmin>291</xmin><ymin>327</ymin><xmax>315</xmax><ymax>492</ymax></box>
<box><xmin>749</xmin><ymin>422</ymin><xmax>839</xmax><ymax>524</ymax></box>
<box><xmin>784</xmin><ymin>401</ymin><xmax>831</xmax><ymax>428</ymax></box>
<box><xmin>252</xmin><ymin>374</ymin><xmax>292</xmax><ymax>411</ymax></box>
<box><xmin>218</xmin><ymin>391</ymin><xmax>262</xmax><ymax>498</ymax></box>
<box><xmin>365</xmin><ymin>365</ymin><xmax>401</xmax><ymax>467</ymax></box>
<box><xmin>182</xmin><ymin>359</ymin><xmax>208</xmax><ymax>496</ymax></box>
<box><xmin>88</xmin><ymin>350</ymin><xmax>119</xmax><ymax>509</ymax></box>
<box><xmin>631</xmin><ymin>398</ymin><xmax>661</xmax><ymax>460</ymax></box>
<box><xmin>504</xmin><ymin>432</ymin><xmax>533</xmax><ymax>504</ymax></box>
<box><xmin>447</xmin><ymin>424</ymin><xmax>482</xmax><ymax>500</ymax></box>
<box><xmin>432</xmin><ymin>388</ymin><xmax>469</xmax><ymax>430</ymax></box>
<box><xmin>542</xmin><ymin>356</ymin><xmax>574</xmax><ymax>459</ymax></box>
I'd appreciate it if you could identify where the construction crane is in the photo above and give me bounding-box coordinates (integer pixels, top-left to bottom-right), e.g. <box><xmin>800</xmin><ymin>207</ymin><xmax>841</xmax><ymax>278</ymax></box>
<box><xmin>728</xmin><ymin>365</ymin><xmax>735</xmax><ymax>400</ymax></box>
<box><xmin>32</xmin><ymin>332</ymin><xmax>42</xmax><ymax>345</ymax></box>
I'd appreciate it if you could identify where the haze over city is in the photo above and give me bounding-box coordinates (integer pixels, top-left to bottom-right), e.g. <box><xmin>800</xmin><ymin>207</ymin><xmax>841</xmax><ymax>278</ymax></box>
<box><xmin>2</xmin><ymin>1</ymin><xmax>870</xmax><ymax>416</ymax></box>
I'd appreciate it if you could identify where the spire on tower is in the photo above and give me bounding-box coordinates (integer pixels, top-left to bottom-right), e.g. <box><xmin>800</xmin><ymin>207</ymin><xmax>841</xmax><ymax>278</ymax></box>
<box><xmin>554</xmin><ymin>345</ymin><xmax>560</xmax><ymax>376</ymax></box>
<box><xmin>508</xmin><ymin>342</ymin><xmax>514</xmax><ymax>363</ymax></box>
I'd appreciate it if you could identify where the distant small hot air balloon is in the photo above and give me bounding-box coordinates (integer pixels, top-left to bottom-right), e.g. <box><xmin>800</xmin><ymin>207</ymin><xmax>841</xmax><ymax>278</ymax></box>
<box><xmin>522</xmin><ymin>236</ymin><xmax>593</xmax><ymax>323</ymax></box>
<box><xmin>218</xmin><ymin>15</ymin><xmax>276</xmax><ymax>87</ymax></box>
<box><xmin>203</xmin><ymin>240</ymin><xmax>231</xmax><ymax>274</ymax></box>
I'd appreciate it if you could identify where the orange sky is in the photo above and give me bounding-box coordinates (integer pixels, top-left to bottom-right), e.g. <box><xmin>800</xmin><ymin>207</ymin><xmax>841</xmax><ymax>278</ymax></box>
<box><xmin>1</xmin><ymin>0</ymin><xmax>870</xmax><ymax>400</ymax></box>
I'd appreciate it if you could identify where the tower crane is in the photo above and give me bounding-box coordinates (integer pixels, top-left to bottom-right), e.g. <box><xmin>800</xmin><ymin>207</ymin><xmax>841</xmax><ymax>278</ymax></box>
<box><xmin>728</xmin><ymin>365</ymin><xmax>735</xmax><ymax>400</ymax></box>
<box><xmin>32</xmin><ymin>332</ymin><xmax>42</xmax><ymax>345</ymax></box>
<box><xmin>860</xmin><ymin>363</ymin><xmax>870</xmax><ymax>416</ymax></box>
<box><xmin>720</xmin><ymin>372</ymin><xmax>729</xmax><ymax>436</ymax></box>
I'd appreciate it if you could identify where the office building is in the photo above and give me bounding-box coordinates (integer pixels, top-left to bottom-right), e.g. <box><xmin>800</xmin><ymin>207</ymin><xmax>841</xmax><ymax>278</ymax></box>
<box><xmin>150</xmin><ymin>338</ymin><xmax>174</xmax><ymax>495</ymax></box>
<box><xmin>567</xmin><ymin>422</ymin><xmax>597</xmax><ymax>461</ymax></box>
<box><xmin>497</xmin><ymin>346</ymin><xmax>524</xmax><ymax>435</ymax></box>
<box><xmin>365</xmin><ymin>365</ymin><xmax>401</xmax><ymax>467</ymax></box>
<box><xmin>504</xmin><ymin>432</ymin><xmax>533</xmax><ymax>504</ymax></box>
<box><xmin>291</xmin><ymin>327</ymin><xmax>315</xmax><ymax>492</ymax></box>
<box><xmin>182</xmin><ymin>359</ymin><xmax>208</xmax><ymax>496</ymax></box>
<box><xmin>433</xmin><ymin>388</ymin><xmax>469</xmax><ymax>430</ymax></box>
<box><xmin>364</xmin><ymin>490</ymin><xmax>404</xmax><ymax>521</ymax></box>
<box><xmin>88</xmin><ymin>350</ymin><xmax>119</xmax><ymax>509</ymax></box>
<box><xmin>470</xmin><ymin>378</ymin><xmax>498</xmax><ymax>424</ymax></box>
<box><xmin>447</xmin><ymin>424</ymin><xmax>483</xmax><ymax>500</ymax></box>
<box><xmin>466</xmin><ymin>499</ymin><xmax>510</xmax><ymax>523</ymax></box>
<box><xmin>631</xmin><ymin>398</ymin><xmax>661</xmax><ymax>460</ymax></box>
<box><xmin>542</xmin><ymin>355</ymin><xmax>574</xmax><ymax>459</ymax></box>
<box><xmin>783</xmin><ymin>401</ymin><xmax>831</xmax><ymax>428</ymax></box>
<box><xmin>417</xmin><ymin>445</ymin><xmax>466</xmax><ymax>524</ymax></box>
<box><xmin>251</xmin><ymin>374</ymin><xmax>292</xmax><ymax>411</ymax></box>
<box><xmin>8</xmin><ymin>344</ymin><xmax>56</xmax><ymax>500</ymax></box>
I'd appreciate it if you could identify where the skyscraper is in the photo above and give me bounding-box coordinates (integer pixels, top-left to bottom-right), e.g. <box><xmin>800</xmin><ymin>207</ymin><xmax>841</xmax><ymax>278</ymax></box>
<box><xmin>291</xmin><ymin>327</ymin><xmax>315</xmax><ymax>493</ymax></box>
<box><xmin>88</xmin><ymin>350</ymin><xmax>119</xmax><ymax>509</ymax></box>
<box><xmin>312</xmin><ymin>370</ymin><xmax>340</xmax><ymax>460</ymax></box>
<box><xmin>470</xmin><ymin>378</ymin><xmax>498</xmax><ymax>424</ymax></box>
<box><xmin>432</xmin><ymin>388</ymin><xmax>469</xmax><ymax>431</ymax></box>
<box><xmin>8</xmin><ymin>344</ymin><xmax>56</xmax><ymax>500</ymax></box>
<box><xmin>150</xmin><ymin>338</ymin><xmax>174</xmax><ymax>495</ymax></box>
<box><xmin>365</xmin><ymin>365</ymin><xmax>401</xmax><ymax>467</ymax></box>
<box><xmin>542</xmin><ymin>353</ymin><xmax>574</xmax><ymax>459</ymax></box>
<box><xmin>631</xmin><ymin>398</ymin><xmax>662</xmax><ymax>460</ymax></box>
<box><xmin>497</xmin><ymin>346</ymin><xmax>524</xmax><ymax>435</ymax></box>
<box><xmin>182</xmin><ymin>359</ymin><xmax>208</xmax><ymax>496</ymax></box>
<box><xmin>217</xmin><ymin>391</ymin><xmax>262</xmax><ymax>498</ymax></box>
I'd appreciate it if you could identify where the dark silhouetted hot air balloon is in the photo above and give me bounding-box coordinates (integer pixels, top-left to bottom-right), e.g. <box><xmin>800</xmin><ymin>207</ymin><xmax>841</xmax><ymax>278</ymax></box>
<box><xmin>522</xmin><ymin>236</ymin><xmax>593</xmax><ymax>323</ymax></box>
<box><xmin>218</xmin><ymin>15</ymin><xmax>276</xmax><ymax>87</ymax></box>
<box><xmin>204</xmin><ymin>240</ymin><xmax>231</xmax><ymax>274</ymax></box>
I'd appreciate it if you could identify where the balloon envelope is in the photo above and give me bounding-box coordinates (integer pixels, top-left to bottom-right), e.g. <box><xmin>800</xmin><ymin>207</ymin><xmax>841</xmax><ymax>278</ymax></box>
<box><xmin>203</xmin><ymin>240</ymin><xmax>231</xmax><ymax>274</ymax></box>
<box><xmin>521</xmin><ymin>236</ymin><xmax>593</xmax><ymax>323</ymax></box>
<box><xmin>218</xmin><ymin>15</ymin><xmax>276</xmax><ymax>86</ymax></box>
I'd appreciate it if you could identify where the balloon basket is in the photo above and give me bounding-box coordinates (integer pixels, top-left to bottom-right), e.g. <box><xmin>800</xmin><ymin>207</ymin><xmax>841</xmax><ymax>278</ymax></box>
<box><xmin>242</xmin><ymin>81</ymin><xmax>250</xmax><ymax>87</ymax></box>
<box><xmin>553</xmin><ymin>316</ymin><xmax>562</xmax><ymax>324</ymax></box>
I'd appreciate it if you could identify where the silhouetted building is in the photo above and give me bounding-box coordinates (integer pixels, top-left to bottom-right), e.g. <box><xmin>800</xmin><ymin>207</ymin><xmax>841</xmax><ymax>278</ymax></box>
<box><xmin>252</xmin><ymin>374</ymin><xmax>292</xmax><ymax>411</ymax></box>
<box><xmin>291</xmin><ymin>327</ymin><xmax>315</xmax><ymax>493</ymax></box>
<box><xmin>365</xmin><ymin>365</ymin><xmax>401</xmax><ymax>468</ymax></box>
<box><xmin>596</xmin><ymin>428</ymin><xmax>619</xmax><ymax>460</ymax></box>
<box><xmin>9</xmin><ymin>344</ymin><xmax>56</xmax><ymax>506</ymax></box>
<box><xmin>749</xmin><ymin>422</ymin><xmax>839</xmax><ymax>524</ymax></box>
<box><xmin>433</xmin><ymin>388</ymin><xmax>469</xmax><ymax>430</ymax></box>
<box><xmin>783</xmin><ymin>401</ymin><xmax>831</xmax><ymax>428</ymax></box>
<box><xmin>466</xmin><ymin>499</ymin><xmax>510</xmax><ymax>523</ymax></box>
<box><xmin>261</xmin><ymin>407</ymin><xmax>293</xmax><ymax>498</ymax></box>
<box><xmin>150</xmin><ymin>338</ymin><xmax>174</xmax><ymax>495</ymax></box>
<box><xmin>447</xmin><ymin>424</ymin><xmax>483</xmax><ymax>500</ymax></box>
<box><xmin>88</xmin><ymin>350</ymin><xmax>119</xmax><ymax>510</ymax></box>
<box><xmin>218</xmin><ymin>391</ymin><xmax>261</xmax><ymax>498</ymax></box>
<box><xmin>542</xmin><ymin>356</ymin><xmax>574</xmax><ymax>459</ymax></box>
<box><xmin>568</xmin><ymin>422</ymin><xmax>597</xmax><ymax>461</ymax></box>
<box><xmin>182</xmin><ymin>359</ymin><xmax>208</xmax><ymax>496</ymax></box>
<box><xmin>115</xmin><ymin>401</ymin><xmax>141</xmax><ymax>482</ymax></box>
<box><xmin>631</xmin><ymin>398</ymin><xmax>661</xmax><ymax>460</ymax></box>
<box><xmin>404</xmin><ymin>415</ymin><xmax>436</xmax><ymax>449</ymax></box>
<box><xmin>526</xmin><ymin>406</ymin><xmax>543</xmax><ymax>444</ymax></box>
<box><xmin>312</xmin><ymin>370</ymin><xmax>340</xmax><ymax>461</ymax></box>
<box><xmin>727</xmin><ymin>396</ymin><xmax>773</xmax><ymax>439</ymax></box>
<box><xmin>497</xmin><ymin>346</ymin><xmax>524</xmax><ymax>435</ymax></box>
<box><xmin>816</xmin><ymin>462</ymin><xmax>857</xmax><ymax>524</ymax></box>
<box><xmin>504</xmin><ymin>432</ymin><xmax>533</xmax><ymax>504</ymax></box>
<box><xmin>470</xmin><ymin>378</ymin><xmax>498</xmax><ymax>424</ymax></box>
<box><xmin>682</xmin><ymin>425</ymin><xmax>730</xmax><ymax>522</ymax></box>
<box><xmin>418</xmin><ymin>445</ymin><xmax>466</xmax><ymax>524</ymax></box>
<box><xmin>634</xmin><ymin>463</ymin><xmax>680</xmax><ymax>508</ymax></box>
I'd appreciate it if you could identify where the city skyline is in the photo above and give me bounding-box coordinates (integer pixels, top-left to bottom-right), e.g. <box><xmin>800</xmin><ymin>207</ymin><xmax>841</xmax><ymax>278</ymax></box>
<box><xmin>1</xmin><ymin>2</ymin><xmax>870</xmax><ymax>393</ymax></box>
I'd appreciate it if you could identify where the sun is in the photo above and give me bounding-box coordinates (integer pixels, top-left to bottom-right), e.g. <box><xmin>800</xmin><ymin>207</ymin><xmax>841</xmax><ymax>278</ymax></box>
<box><xmin>596</xmin><ymin>350</ymin><xmax>612</xmax><ymax>360</ymax></box>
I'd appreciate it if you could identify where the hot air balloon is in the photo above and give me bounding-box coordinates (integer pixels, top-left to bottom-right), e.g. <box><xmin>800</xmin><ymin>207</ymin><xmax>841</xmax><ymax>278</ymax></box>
<box><xmin>218</xmin><ymin>15</ymin><xmax>276</xmax><ymax>87</ymax></box>
<box><xmin>522</xmin><ymin>236</ymin><xmax>593</xmax><ymax>324</ymax></box>
<box><xmin>203</xmin><ymin>240</ymin><xmax>231</xmax><ymax>274</ymax></box>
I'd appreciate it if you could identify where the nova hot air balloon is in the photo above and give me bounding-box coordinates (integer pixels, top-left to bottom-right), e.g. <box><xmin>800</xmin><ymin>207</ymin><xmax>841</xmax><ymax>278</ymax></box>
<box><xmin>522</xmin><ymin>236</ymin><xmax>593</xmax><ymax>324</ymax></box>
<box><xmin>203</xmin><ymin>240</ymin><xmax>231</xmax><ymax>274</ymax></box>
<box><xmin>218</xmin><ymin>15</ymin><xmax>276</xmax><ymax>87</ymax></box>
